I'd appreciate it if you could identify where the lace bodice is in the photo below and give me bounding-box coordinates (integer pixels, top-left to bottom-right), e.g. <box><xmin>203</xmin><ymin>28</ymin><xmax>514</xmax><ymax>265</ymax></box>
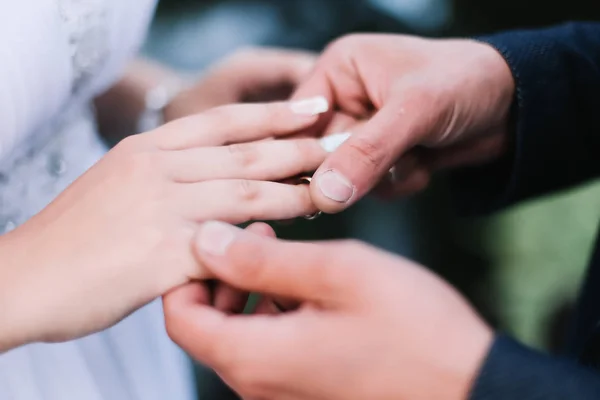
<box><xmin>58</xmin><ymin>0</ymin><xmax>110</xmax><ymax>95</ymax></box>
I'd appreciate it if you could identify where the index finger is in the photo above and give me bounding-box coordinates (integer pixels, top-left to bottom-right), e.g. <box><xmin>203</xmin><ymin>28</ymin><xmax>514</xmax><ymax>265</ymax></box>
<box><xmin>163</xmin><ymin>282</ymin><xmax>300</xmax><ymax>373</ymax></box>
<box><xmin>154</xmin><ymin>98</ymin><xmax>329</xmax><ymax>150</ymax></box>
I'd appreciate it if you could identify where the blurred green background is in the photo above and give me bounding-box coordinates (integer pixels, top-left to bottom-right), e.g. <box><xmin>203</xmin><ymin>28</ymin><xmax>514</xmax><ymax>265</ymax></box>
<box><xmin>143</xmin><ymin>1</ymin><xmax>600</xmax><ymax>398</ymax></box>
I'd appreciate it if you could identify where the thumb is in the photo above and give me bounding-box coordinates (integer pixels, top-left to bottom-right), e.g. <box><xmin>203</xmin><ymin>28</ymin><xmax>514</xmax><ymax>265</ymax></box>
<box><xmin>193</xmin><ymin>221</ymin><xmax>364</xmax><ymax>306</ymax></box>
<box><xmin>311</xmin><ymin>98</ymin><xmax>425</xmax><ymax>213</ymax></box>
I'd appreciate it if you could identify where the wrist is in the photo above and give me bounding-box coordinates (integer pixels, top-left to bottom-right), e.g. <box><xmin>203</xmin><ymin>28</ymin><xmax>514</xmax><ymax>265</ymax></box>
<box><xmin>0</xmin><ymin>229</ymin><xmax>37</xmax><ymax>352</ymax></box>
<box><xmin>472</xmin><ymin>39</ymin><xmax>517</xmax><ymax>139</ymax></box>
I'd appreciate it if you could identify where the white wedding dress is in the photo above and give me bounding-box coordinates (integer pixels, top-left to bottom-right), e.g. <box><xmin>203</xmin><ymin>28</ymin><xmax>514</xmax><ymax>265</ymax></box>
<box><xmin>0</xmin><ymin>1</ymin><xmax>195</xmax><ymax>399</ymax></box>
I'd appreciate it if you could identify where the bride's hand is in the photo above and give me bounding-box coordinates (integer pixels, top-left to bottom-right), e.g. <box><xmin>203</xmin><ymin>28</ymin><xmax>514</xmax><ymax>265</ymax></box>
<box><xmin>0</xmin><ymin>99</ymin><xmax>328</xmax><ymax>351</ymax></box>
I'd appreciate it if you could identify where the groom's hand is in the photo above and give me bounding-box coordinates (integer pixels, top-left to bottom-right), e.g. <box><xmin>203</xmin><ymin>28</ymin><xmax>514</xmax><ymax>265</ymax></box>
<box><xmin>164</xmin><ymin>222</ymin><xmax>493</xmax><ymax>400</ymax></box>
<box><xmin>292</xmin><ymin>34</ymin><xmax>514</xmax><ymax>212</ymax></box>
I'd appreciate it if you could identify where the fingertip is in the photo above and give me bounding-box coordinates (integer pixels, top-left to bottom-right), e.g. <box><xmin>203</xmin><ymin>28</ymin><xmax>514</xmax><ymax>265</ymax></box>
<box><xmin>195</xmin><ymin>221</ymin><xmax>242</xmax><ymax>258</ymax></box>
<box><xmin>246</xmin><ymin>222</ymin><xmax>276</xmax><ymax>238</ymax></box>
<box><xmin>194</xmin><ymin>221</ymin><xmax>277</xmax><ymax>290</ymax></box>
<box><xmin>309</xmin><ymin>185</ymin><xmax>348</xmax><ymax>214</ymax></box>
<box><xmin>193</xmin><ymin>222</ymin><xmax>246</xmax><ymax>282</ymax></box>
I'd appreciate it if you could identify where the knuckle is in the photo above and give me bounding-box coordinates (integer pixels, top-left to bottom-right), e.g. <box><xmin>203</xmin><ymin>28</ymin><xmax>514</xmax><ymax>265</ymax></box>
<box><xmin>293</xmin><ymin>139</ymin><xmax>315</xmax><ymax>158</ymax></box>
<box><xmin>120</xmin><ymin>149</ymin><xmax>162</xmax><ymax>179</ymax></box>
<box><xmin>347</xmin><ymin>135</ymin><xmax>386</xmax><ymax>169</ymax></box>
<box><xmin>233</xmin><ymin>179</ymin><xmax>261</xmax><ymax>203</ymax></box>
<box><xmin>286</xmin><ymin>139</ymin><xmax>315</xmax><ymax>166</ymax></box>
<box><xmin>227</xmin><ymin>142</ymin><xmax>259</xmax><ymax>168</ymax></box>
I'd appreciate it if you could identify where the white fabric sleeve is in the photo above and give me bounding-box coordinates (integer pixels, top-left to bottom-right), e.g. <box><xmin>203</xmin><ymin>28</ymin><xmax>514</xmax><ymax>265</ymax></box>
<box><xmin>0</xmin><ymin>0</ymin><xmax>73</xmax><ymax>160</ymax></box>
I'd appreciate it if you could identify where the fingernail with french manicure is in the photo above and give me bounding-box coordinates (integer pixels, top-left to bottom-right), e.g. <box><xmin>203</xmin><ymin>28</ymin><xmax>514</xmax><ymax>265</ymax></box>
<box><xmin>290</xmin><ymin>96</ymin><xmax>329</xmax><ymax>116</ymax></box>
<box><xmin>317</xmin><ymin>170</ymin><xmax>354</xmax><ymax>203</ymax></box>
<box><xmin>319</xmin><ymin>132</ymin><xmax>352</xmax><ymax>153</ymax></box>
<box><xmin>197</xmin><ymin>221</ymin><xmax>240</xmax><ymax>256</ymax></box>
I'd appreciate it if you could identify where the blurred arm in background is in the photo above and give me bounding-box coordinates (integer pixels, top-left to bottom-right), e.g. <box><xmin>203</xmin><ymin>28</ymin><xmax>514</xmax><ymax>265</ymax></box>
<box><xmin>94</xmin><ymin>48</ymin><xmax>315</xmax><ymax>145</ymax></box>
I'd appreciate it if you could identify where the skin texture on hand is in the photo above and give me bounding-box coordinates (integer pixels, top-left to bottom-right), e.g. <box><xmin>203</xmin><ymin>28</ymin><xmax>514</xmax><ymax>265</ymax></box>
<box><xmin>98</xmin><ymin>47</ymin><xmax>318</xmax><ymax>317</ymax></box>
<box><xmin>162</xmin><ymin>47</ymin><xmax>318</xmax><ymax>313</ymax></box>
<box><xmin>0</xmin><ymin>98</ymin><xmax>329</xmax><ymax>352</ymax></box>
<box><xmin>290</xmin><ymin>34</ymin><xmax>516</xmax><ymax>213</ymax></box>
<box><xmin>164</xmin><ymin>222</ymin><xmax>494</xmax><ymax>400</ymax></box>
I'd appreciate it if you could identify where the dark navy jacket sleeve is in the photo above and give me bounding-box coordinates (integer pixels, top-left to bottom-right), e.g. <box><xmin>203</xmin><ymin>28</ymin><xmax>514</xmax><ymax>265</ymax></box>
<box><xmin>452</xmin><ymin>22</ymin><xmax>600</xmax><ymax>214</ymax></box>
<box><xmin>470</xmin><ymin>336</ymin><xmax>600</xmax><ymax>399</ymax></box>
<box><xmin>457</xmin><ymin>23</ymin><xmax>600</xmax><ymax>399</ymax></box>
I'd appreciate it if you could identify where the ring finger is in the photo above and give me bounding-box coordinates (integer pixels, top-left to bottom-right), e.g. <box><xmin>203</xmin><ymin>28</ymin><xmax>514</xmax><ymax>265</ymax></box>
<box><xmin>175</xmin><ymin>179</ymin><xmax>317</xmax><ymax>224</ymax></box>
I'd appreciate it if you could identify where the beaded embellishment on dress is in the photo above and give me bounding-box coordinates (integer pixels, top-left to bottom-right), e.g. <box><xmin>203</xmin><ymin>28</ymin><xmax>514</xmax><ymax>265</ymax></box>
<box><xmin>57</xmin><ymin>0</ymin><xmax>109</xmax><ymax>95</ymax></box>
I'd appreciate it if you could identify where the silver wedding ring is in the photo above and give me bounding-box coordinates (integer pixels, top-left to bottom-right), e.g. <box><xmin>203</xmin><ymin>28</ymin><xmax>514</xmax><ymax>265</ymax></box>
<box><xmin>296</xmin><ymin>176</ymin><xmax>323</xmax><ymax>220</ymax></box>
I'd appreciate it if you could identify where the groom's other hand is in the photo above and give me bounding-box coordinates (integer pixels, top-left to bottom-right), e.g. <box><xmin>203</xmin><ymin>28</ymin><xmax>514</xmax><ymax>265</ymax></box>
<box><xmin>164</xmin><ymin>222</ymin><xmax>493</xmax><ymax>400</ymax></box>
